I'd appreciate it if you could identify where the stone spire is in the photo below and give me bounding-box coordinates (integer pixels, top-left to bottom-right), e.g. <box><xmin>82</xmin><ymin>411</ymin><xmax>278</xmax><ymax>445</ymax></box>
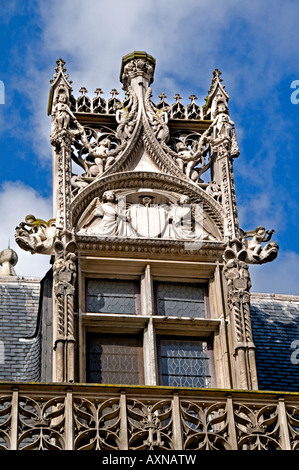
<box><xmin>0</xmin><ymin>246</ymin><xmax>18</xmax><ymax>276</ymax></box>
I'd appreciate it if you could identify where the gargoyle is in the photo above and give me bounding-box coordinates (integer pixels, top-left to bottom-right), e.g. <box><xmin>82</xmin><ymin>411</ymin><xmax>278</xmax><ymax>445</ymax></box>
<box><xmin>241</xmin><ymin>226</ymin><xmax>279</xmax><ymax>264</ymax></box>
<box><xmin>15</xmin><ymin>215</ymin><xmax>56</xmax><ymax>255</ymax></box>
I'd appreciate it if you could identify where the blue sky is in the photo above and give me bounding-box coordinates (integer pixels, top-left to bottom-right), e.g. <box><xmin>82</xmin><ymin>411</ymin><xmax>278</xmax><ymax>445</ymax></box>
<box><xmin>0</xmin><ymin>0</ymin><xmax>298</xmax><ymax>295</ymax></box>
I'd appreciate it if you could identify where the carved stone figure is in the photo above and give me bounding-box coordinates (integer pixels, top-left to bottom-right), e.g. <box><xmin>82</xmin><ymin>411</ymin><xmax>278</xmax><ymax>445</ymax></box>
<box><xmin>71</xmin><ymin>174</ymin><xmax>89</xmax><ymax>194</ymax></box>
<box><xmin>51</xmin><ymin>93</ymin><xmax>84</xmax><ymax>145</ymax></box>
<box><xmin>15</xmin><ymin>215</ymin><xmax>56</xmax><ymax>255</ymax></box>
<box><xmin>206</xmin><ymin>181</ymin><xmax>222</xmax><ymax>203</ymax></box>
<box><xmin>174</xmin><ymin>141</ymin><xmax>202</xmax><ymax>180</ymax></box>
<box><xmin>144</xmin><ymin>87</ymin><xmax>170</xmax><ymax>143</ymax></box>
<box><xmin>201</xmin><ymin>100</ymin><xmax>239</xmax><ymax>159</ymax></box>
<box><xmin>87</xmin><ymin>138</ymin><xmax>115</xmax><ymax>177</ymax></box>
<box><xmin>169</xmin><ymin>195</ymin><xmax>198</xmax><ymax>240</ymax></box>
<box><xmin>115</xmin><ymin>87</ymin><xmax>138</xmax><ymax>142</ymax></box>
<box><xmin>78</xmin><ymin>190</ymin><xmax>128</xmax><ymax>237</ymax></box>
<box><xmin>53</xmin><ymin>94</ymin><xmax>74</xmax><ymax>130</ymax></box>
<box><xmin>241</xmin><ymin>226</ymin><xmax>279</xmax><ymax>264</ymax></box>
<box><xmin>211</xmin><ymin>102</ymin><xmax>235</xmax><ymax>141</ymax></box>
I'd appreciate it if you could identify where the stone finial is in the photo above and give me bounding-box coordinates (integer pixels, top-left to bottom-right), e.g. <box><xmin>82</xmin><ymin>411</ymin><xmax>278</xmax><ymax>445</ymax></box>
<box><xmin>120</xmin><ymin>51</ymin><xmax>156</xmax><ymax>91</ymax></box>
<box><xmin>0</xmin><ymin>247</ymin><xmax>18</xmax><ymax>276</ymax></box>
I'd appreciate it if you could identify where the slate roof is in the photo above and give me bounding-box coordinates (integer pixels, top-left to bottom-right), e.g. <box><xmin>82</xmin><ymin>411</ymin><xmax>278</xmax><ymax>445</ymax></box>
<box><xmin>0</xmin><ymin>276</ymin><xmax>41</xmax><ymax>381</ymax></box>
<box><xmin>250</xmin><ymin>292</ymin><xmax>299</xmax><ymax>392</ymax></box>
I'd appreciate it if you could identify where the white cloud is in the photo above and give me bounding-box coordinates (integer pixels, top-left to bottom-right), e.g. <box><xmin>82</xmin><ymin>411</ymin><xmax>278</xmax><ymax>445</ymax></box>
<box><xmin>0</xmin><ymin>182</ymin><xmax>53</xmax><ymax>278</ymax></box>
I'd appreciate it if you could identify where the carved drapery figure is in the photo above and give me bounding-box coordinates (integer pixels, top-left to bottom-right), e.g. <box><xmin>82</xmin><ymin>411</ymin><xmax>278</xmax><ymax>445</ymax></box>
<box><xmin>51</xmin><ymin>91</ymin><xmax>84</xmax><ymax>146</ymax></box>
<box><xmin>70</xmin><ymin>127</ymin><xmax>123</xmax><ymax>186</ymax></box>
<box><xmin>174</xmin><ymin>141</ymin><xmax>203</xmax><ymax>180</ymax></box>
<box><xmin>200</xmin><ymin>98</ymin><xmax>240</xmax><ymax>163</ymax></box>
<box><xmin>78</xmin><ymin>190</ymin><xmax>129</xmax><ymax>237</ymax></box>
<box><xmin>169</xmin><ymin>195</ymin><xmax>199</xmax><ymax>240</ymax></box>
<box><xmin>162</xmin><ymin>131</ymin><xmax>214</xmax><ymax>183</ymax></box>
<box><xmin>211</xmin><ymin>102</ymin><xmax>235</xmax><ymax>141</ymax></box>
<box><xmin>15</xmin><ymin>215</ymin><xmax>56</xmax><ymax>255</ymax></box>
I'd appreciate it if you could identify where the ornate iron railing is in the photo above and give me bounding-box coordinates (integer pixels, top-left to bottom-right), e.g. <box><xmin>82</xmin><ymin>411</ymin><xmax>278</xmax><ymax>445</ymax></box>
<box><xmin>0</xmin><ymin>382</ymin><xmax>298</xmax><ymax>450</ymax></box>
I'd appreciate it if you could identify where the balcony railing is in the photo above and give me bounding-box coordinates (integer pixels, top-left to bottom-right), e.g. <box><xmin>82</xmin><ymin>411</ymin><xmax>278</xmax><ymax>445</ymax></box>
<box><xmin>0</xmin><ymin>382</ymin><xmax>298</xmax><ymax>450</ymax></box>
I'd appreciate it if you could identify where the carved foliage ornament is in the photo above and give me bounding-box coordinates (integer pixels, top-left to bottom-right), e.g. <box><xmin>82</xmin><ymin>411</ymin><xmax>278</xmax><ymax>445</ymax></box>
<box><xmin>223</xmin><ymin>244</ymin><xmax>253</xmax><ymax>345</ymax></box>
<box><xmin>53</xmin><ymin>235</ymin><xmax>77</xmax><ymax>343</ymax></box>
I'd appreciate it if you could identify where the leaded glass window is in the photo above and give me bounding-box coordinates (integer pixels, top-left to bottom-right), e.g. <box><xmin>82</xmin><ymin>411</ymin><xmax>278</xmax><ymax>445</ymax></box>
<box><xmin>86</xmin><ymin>279</ymin><xmax>140</xmax><ymax>314</ymax></box>
<box><xmin>86</xmin><ymin>334</ymin><xmax>144</xmax><ymax>385</ymax></box>
<box><xmin>158</xmin><ymin>338</ymin><xmax>212</xmax><ymax>388</ymax></box>
<box><xmin>154</xmin><ymin>282</ymin><xmax>206</xmax><ymax>318</ymax></box>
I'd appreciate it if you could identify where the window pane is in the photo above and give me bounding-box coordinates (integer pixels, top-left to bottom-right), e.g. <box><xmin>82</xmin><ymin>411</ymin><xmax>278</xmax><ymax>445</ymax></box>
<box><xmin>155</xmin><ymin>282</ymin><xmax>205</xmax><ymax>318</ymax></box>
<box><xmin>86</xmin><ymin>334</ymin><xmax>143</xmax><ymax>385</ymax></box>
<box><xmin>159</xmin><ymin>338</ymin><xmax>211</xmax><ymax>388</ymax></box>
<box><xmin>86</xmin><ymin>279</ymin><xmax>139</xmax><ymax>314</ymax></box>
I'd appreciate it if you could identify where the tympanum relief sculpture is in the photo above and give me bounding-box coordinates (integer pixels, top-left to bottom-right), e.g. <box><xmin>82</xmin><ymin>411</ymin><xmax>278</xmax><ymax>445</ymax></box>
<box><xmin>77</xmin><ymin>190</ymin><xmax>216</xmax><ymax>242</ymax></box>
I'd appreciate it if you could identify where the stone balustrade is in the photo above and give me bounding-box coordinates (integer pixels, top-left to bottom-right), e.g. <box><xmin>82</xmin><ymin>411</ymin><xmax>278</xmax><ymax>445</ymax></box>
<box><xmin>0</xmin><ymin>382</ymin><xmax>298</xmax><ymax>450</ymax></box>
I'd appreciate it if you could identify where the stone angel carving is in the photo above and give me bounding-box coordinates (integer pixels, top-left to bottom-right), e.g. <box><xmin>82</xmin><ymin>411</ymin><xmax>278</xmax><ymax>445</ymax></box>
<box><xmin>15</xmin><ymin>215</ymin><xmax>56</xmax><ymax>255</ymax></box>
<box><xmin>77</xmin><ymin>190</ymin><xmax>130</xmax><ymax>237</ymax></box>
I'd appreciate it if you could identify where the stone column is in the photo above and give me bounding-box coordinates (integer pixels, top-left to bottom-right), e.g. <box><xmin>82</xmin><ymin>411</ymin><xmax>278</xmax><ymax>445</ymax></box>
<box><xmin>223</xmin><ymin>243</ymin><xmax>258</xmax><ymax>390</ymax></box>
<box><xmin>53</xmin><ymin>237</ymin><xmax>77</xmax><ymax>383</ymax></box>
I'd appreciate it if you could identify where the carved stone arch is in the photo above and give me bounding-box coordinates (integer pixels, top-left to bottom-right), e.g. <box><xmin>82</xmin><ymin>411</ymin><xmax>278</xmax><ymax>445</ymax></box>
<box><xmin>71</xmin><ymin>171</ymin><xmax>225</xmax><ymax>239</ymax></box>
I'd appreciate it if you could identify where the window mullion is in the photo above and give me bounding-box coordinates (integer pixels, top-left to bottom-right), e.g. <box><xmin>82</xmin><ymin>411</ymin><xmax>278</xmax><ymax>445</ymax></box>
<box><xmin>141</xmin><ymin>265</ymin><xmax>159</xmax><ymax>385</ymax></box>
